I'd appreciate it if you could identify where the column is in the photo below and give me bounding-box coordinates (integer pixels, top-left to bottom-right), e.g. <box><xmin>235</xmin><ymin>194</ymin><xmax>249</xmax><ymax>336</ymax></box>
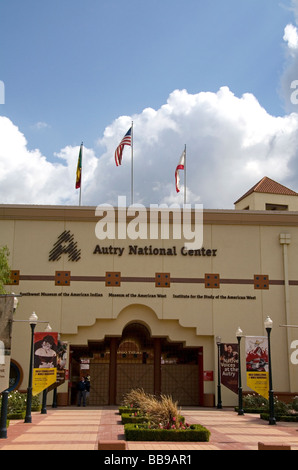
<box><xmin>153</xmin><ymin>338</ymin><xmax>161</xmax><ymax>396</ymax></box>
<box><xmin>109</xmin><ymin>338</ymin><xmax>117</xmax><ymax>405</ymax></box>
<box><xmin>279</xmin><ymin>233</ymin><xmax>293</xmax><ymax>391</ymax></box>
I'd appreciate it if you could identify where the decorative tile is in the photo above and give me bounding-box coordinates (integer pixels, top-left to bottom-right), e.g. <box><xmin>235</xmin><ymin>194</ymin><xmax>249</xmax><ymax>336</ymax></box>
<box><xmin>7</xmin><ymin>270</ymin><xmax>20</xmax><ymax>285</ymax></box>
<box><xmin>105</xmin><ymin>272</ymin><xmax>121</xmax><ymax>287</ymax></box>
<box><xmin>55</xmin><ymin>271</ymin><xmax>71</xmax><ymax>286</ymax></box>
<box><xmin>155</xmin><ymin>273</ymin><xmax>170</xmax><ymax>288</ymax></box>
<box><xmin>205</xmin><ymin>274</ymin><xmax>220</xmax><ymax>288</ymax></box>
<box><xmin>254</xmin><ymin>275</ymin><xmax>269</xmax><ymax>290</ymax></box>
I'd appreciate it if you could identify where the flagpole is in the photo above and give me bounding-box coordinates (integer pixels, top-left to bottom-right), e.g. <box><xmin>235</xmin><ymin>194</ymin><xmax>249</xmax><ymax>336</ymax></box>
<box><xmin>184</xmin><ymin>144</ymin><xmax>186</xmax><ymax>205</ymax></box>
<box><xmin>79</xmin><ymin>142</ymin><xmax>83</xmax><ymax>206</ymax></box>
<box><xmin>131</xmin><ymin>121</ymin><xmax>134</xmax><ymax>205</ymax></box>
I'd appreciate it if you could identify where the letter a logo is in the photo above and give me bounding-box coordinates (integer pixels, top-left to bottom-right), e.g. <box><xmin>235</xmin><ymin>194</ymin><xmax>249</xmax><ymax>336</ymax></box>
<box><xmin>49</xmin><ymin>230</ymin><xmax>81</xmax><ymax>262</ymax></box>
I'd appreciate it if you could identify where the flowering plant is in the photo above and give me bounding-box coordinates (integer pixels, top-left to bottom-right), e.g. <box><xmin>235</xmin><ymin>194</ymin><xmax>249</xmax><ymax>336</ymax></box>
<box><xmin>0</xmin><ymin>390</ymin><xmax>41</xmax><ymax>415</ymax></box>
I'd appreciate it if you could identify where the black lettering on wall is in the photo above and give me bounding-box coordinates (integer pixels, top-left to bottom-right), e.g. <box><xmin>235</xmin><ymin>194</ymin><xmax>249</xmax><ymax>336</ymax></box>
<box><xmin>49</xmin><ymin>230</ymin><xmax>81</xmax><ymax>262</ymax></box>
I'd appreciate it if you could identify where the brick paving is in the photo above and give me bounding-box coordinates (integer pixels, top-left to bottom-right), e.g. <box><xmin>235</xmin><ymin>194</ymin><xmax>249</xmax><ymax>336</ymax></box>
<box><xmin>0</xmin><ymin>407</ymin><xmax>298</xmax><ymax>451</ymax></box>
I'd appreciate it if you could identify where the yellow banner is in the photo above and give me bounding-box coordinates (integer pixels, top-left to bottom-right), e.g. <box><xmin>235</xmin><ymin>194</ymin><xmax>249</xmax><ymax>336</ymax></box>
<box><xmin>246</xmin><ymin>371</ymin><xmax>269</xmax><ymax>400</ymax></box>
<box><xmin>245</xmin><ymin>336</ymin><xmax>269</xmax><ymax>400</ymax></box>
<box><xmin>33</xmin><ymin>368</ymin><xmax>57</xmax><ymax>396</ymax></box>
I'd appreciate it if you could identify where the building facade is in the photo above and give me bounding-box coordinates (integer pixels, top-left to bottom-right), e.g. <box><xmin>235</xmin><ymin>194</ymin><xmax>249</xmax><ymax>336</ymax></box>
<box><xmin>1</xmin><ymin>177</ymin><xmax>298</xmax><ymax>407</ymax></box>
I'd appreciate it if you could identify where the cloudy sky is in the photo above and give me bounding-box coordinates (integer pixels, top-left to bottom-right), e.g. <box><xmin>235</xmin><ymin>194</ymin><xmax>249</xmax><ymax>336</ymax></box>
<box><xmin>1</xmin><ymin>0</ymin><xmax>298</xmax><ymax>209</ymax></box>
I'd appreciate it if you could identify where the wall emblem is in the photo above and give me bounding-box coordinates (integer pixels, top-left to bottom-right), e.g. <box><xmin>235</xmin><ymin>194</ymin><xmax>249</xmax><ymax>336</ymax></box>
<box><xmin>49</xmin><ymin>230</ymin><xmax>81</xmax><ymax>262</ymax></box>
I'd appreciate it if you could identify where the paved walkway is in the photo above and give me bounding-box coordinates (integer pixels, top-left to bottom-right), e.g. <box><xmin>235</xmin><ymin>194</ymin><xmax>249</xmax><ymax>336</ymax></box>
<box><xmin>0</xmin><ymin>407</ymin><xmax>298</xmax><ymax>451</ymax></box>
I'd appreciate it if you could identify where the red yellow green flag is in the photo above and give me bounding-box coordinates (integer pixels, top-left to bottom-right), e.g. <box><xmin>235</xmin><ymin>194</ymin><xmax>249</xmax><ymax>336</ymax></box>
<box><xmin>76</xmin><ymin>143</ymin><xmax>83</xmax><ymax>189</ymax></box>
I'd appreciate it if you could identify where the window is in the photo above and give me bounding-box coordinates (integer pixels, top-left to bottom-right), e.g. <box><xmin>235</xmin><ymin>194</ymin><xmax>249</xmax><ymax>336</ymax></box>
<box><xmin>266</xmin><ymin>203</ymin><xmax>288</xmax><ymax>211</ymax></box>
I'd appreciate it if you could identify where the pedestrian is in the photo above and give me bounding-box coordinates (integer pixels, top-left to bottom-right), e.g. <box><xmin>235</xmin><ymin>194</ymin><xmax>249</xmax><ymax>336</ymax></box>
<box><xmin>85</xmin><ymin>375</ymin><xmax>90</xmax><ymax>403</ymax></box>
<box><xmin>77</xmin><ymin>377</ymin><xmax>87</xmax><ymax>407</ymax></box>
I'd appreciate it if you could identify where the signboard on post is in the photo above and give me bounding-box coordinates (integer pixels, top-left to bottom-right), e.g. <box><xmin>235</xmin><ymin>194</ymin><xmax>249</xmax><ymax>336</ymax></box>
<box><xmin>0</xmin><ymin>296</ymin><xmax>14</xmax><ymax>393</ymax></box>
<box><xmin>245</xmin><ymin>336</ymin><xmax>269</xmax><ymax>399</ymax></box>
<box><xmin>220</xmin><ymin>343</ymin><xmax>239</xmax><ymax>394</ymax></box>
<box><xmin>33</xmin><ymin>332</ymin><xmax>58</xmax><ymax>396</ymax></box>
<box><xmin>47</xmin><ymin>340</ymin><xmax>68</xmax><ymax>392</ymax></box>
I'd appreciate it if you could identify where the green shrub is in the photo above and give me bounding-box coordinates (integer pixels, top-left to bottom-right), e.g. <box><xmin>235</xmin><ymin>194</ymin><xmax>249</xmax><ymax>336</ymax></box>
<box><xmin>119</xmin><ymin>406</ymin><xmax>140</xmax><ymax>415</ymax></box>
<box><xmin>291</xmin><ymin>396</ymin><xmax>298</xmax><ymax>412</ymax></box>
<box><xmin>241</xmin><ymin>393</ymin><xmax>298</xmax><ymax>418</ymax></box>
<box><xmin>260</xmin><ymin>413</ymin><xmax>298</xmax><ymax>422</ymax></box>
<box><xmin>7</xmin><ymin>411</ymin><xmax>26</xmax><ymax>420</ymax></box>
<box><xmin>124</xmin><ymin>423</ymin><xmax>210</xmax><ymax>442</ymax></box>
<box><xmin>121</xmin><ymin>413</ymin><xmax>148</xmax><ymax>424</ymax></box>
<box><xmin>243</xmin><ymin>393</ymin><xmax>268</xmax><ymax>410</ymax></box>
<box><xmin>0</xmin><ymin>391</ymin><xmax>41</xmax><ymax>418</ymax></box>
<box><xmin>274</xmin><ymin>398</ymin><xmax>289</xmax><ymax>416</ymax></box>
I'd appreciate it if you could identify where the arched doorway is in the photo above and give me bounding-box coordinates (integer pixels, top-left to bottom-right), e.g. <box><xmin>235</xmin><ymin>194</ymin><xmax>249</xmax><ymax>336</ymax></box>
<box><xmin>87</xmin><ymin>321</ymin><xmax>203</xmax><ymax>406</ymax></box>
<box><xmin>116</xmin><ymin>323</ymin><xmax>155</xmax><ymax>403</ymax></box>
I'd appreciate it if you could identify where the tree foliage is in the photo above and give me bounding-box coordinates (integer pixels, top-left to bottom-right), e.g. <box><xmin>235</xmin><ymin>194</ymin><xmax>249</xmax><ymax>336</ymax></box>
<box><xmin>0</xmin><ymin>246</ymin><xmax>11</xmax><ymax>294</ymax></box>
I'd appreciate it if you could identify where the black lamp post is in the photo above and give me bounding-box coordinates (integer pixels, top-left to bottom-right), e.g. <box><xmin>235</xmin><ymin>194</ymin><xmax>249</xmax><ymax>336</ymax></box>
<box><xmin>0</xmin><ymin>391</ymin><xmax>9</xmax><ymax>439</ymax></box>
<box><xmin>265</xmin><ymin>316</ymin><xmax>276</xmax><ymax>425</ymax></box>
<box><xmin>216</xmin><ymin>336</ymin><xmax>222</xmax><ymax>409</ymax></box>
<box><xmin>236</xmin><ymin>327</ymin><xmax>244</xmax><ymax>416</ymax></box>
<box><xmin>24</xmin><ymin>312</ymin><xmax>38</xmax><ymax>423</ymax></box>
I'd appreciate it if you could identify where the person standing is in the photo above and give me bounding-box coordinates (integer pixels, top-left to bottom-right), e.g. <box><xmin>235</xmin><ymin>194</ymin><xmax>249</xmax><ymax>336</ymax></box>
<box><xmin>77</xmin><ymin>377</ymin><xmax>87</xmax><ymax>407</ymax></box>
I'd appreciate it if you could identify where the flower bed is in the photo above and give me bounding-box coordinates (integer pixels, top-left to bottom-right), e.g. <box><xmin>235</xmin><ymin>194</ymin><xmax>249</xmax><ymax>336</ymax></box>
<box><xmin>124</xmin><ymin>423</ymin><xmax>210</xmax><ymax>442</ymax></box>
<box><xmin>120</xmin><ymin>388</ymin><xmax>211</xmax><ymax>442</ymax></box>
<box><xmin>238</xmin><ymin>393</ymin><xmax>298</xmax><ymax>421</ymax></box>
<box><xmin>0</xmin><ymin>391</ymin><xmax>41</xmax><ymax>420</ymax></box>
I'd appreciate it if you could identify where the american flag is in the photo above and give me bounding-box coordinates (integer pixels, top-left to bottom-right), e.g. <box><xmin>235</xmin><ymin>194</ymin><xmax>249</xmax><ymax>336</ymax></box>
<box><xmin>115</xmin><ymin>127</ymin><xmax>132</xmax><ymax>166</ymax></box>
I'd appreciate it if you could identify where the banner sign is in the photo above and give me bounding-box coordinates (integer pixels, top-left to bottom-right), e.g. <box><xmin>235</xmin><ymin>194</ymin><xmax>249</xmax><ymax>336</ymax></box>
<box><xmin>47</xmin><ymin>340</ymin><xmax>68</xmax><ymax>392</ymax></box>
<box><xmin>245</xmin><ymin>336</ymin><xmax>269</xmax><ymax>399</ymax></box>
<box><xmin>220</xmin><ymin>343</ymin><xmax>239</xmax><ymax>394</ymax></box>
<box><xmin>33</xmin><ymin>332</ymin><xmax>58</xmax><ymax>396</ymax></box>
<box><xmin>0</xmin><ymin>296</ymin><xmax>14</xmax><ymax>393</ymax></box>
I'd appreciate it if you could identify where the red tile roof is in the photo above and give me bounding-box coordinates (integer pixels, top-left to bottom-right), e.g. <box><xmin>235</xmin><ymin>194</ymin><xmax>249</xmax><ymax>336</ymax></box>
<box><xmin>235</xmin><ymin>177</ymin><xmax>298</xmax><ymax>204</ymax></box>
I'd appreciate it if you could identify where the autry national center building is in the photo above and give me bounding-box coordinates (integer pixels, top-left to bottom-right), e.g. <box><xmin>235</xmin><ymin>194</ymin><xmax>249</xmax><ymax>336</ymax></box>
<box><xmin>1</xmin><ymin>176</ymin><xmax>298</xmax><ymax>407</ymax></box>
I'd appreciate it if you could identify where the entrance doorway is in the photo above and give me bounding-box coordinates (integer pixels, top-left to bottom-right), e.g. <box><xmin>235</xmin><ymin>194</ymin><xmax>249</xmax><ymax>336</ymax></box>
<box><xmin>70</xmin><ymin>322</ymin><xmax>203</xmax><ymax>406</ymax></box>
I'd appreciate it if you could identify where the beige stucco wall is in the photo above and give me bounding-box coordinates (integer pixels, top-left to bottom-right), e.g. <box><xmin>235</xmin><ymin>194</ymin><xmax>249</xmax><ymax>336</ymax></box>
<box><xmin>1</xmin><ymin>205</ymin><xmax>298</xmax><ymax>406</ymax></box>
<box><xmin>235</xmin><ymin>192</ymin><xmax>298</xmax><ymax>211</ymax></box>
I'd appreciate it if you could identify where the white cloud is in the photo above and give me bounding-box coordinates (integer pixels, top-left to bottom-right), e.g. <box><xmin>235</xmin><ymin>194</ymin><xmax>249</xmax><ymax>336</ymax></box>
<box><xmin>86</xmin><ymin>87</ymin><xmax>298</xmax><ymax>209</ymax></box>
<box><xmin>280</xmin><ymin>1</ymin><xmax>298</xmax><ymax>109</ymax></box>
<box><xmin>1</xmin><ymin>86</ymin><xmax>298</xmax><ymax>210</ymax></box>
<box><xmin>0</xmin><ymin>116</ymin><xmax>97</xmax><ymax>205</ymax></box>
<box><xmin>30</xmin><ymin>121</ymin><xmax>50</xmax><ymax>130</ymax></box>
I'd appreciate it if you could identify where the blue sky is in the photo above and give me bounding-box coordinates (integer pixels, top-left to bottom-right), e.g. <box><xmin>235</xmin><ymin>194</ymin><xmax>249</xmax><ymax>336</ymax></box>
<box><xmin>1</xmin><ymin>0</ymin><xmax>298</xmax><ymax>208</ymax></box>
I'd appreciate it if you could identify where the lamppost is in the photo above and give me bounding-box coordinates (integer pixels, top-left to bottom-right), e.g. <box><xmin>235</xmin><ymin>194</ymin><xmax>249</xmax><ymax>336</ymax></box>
<box><xmin>24</xmin><ymin>312</ymin><xmax>38</xmax><ymax>423</ymax></box>
<box><xmin>41</xmin><ymin>323</ymin><xmax>52</xmax><ymax>415</ymax></box>
<box><xmin>216</xmin><ymin>336</ymin><xmax>222</xmax><ymax>409</ymax></box>
<box><xmin>265</xmin><ymin>316</ymin><xmax>276</xmax><ymax>425</ymax></box>
<box><xmin>236</xmin><ymin>327</ymin><xmax>244</xmax><ymax>416</ymax></box>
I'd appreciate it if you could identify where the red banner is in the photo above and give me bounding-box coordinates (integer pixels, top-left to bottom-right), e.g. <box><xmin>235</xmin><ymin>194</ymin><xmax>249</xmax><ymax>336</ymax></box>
<box><xmin>220</xmin><ymin>343</ymin><xmax>239</xmax><ymax>395</ymax></box>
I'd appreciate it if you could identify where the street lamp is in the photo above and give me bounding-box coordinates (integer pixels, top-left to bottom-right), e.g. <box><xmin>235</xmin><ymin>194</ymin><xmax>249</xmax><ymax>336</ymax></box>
<box><xmin>236</xmin><ymin>327</ymin><xmax>244</xmax><ymax>416</ymax></box>
<box><xmin>216</xmin><ymin>336</ymin><xmax>222</xmax><ymax>409</ymax></box>
<box><xmin>264</xmin><ymin>316</ymin><xmax>276</xmax><ymax>425</ymax></box>
<box><xmin>24</xmin><ymin>312</ymin><xmax>38</xmax><ymax>423</ymax></box>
